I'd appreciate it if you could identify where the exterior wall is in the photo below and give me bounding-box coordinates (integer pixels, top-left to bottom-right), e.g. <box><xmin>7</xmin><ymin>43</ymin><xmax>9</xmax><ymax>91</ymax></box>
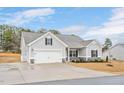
<box><xmin>102</xmin><ymin>50</ymin><xmax>109</xmax><ymax>60</ymax></box>
<box><xmin>21</xmin><ymin>35</ymin><xmax>28</xmax><ymax>62</ymax></box>
<box><xmin>29</xmin><ymin>33</ymin><xmax>66</xmax><ymax>62</ymax></box>
<box><xmin>70</xmin><ymin>41</ymin><xmax>102</xmax><ymax>61</ymax></box>
<box><xmin>86</xmin><ymin>41</ymin><xmax>102</xmax><ymax>58</ymax></box>
<box><xmin>110</xmin><ymin>45</ymin><xmax>124</xmax><ymax>60</ymax></box>
<box><xmin>78</xmin><ymin>48</ymin><xmax>86</xmax><ymax>57</ymax></box>
<box><xmin>102</xmin><ymin>45</ymin><xmax>124</xmax><ymax>61</ymax></box>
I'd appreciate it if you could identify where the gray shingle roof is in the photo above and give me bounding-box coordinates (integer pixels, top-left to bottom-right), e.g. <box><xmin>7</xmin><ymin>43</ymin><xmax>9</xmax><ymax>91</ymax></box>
<box><xmin>111</xmin><ymin>43</ymin><xmax>124</xmax><ymax>49</ymax></box>
<box><xmin>82</xmin><ymin>40</ymin><xmax>94</xmax><ymax>46</ymax></box>
<box><xmin>22</xmin><ymin>32</ymin><xmax>45</xmax><ymax>45</ymax></box>
<box><xmin>22</xmin><ymin>32</ymin><xmax>94</xmax><ymax>48</ymax></box>
<box><xmin>55</xmin><ymin>34</ymin><xmax>83</xmax><ymax>48</ymax></box>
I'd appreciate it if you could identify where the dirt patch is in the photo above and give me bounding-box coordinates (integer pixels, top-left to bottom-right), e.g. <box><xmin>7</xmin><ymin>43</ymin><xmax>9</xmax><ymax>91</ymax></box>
<box><xmin>0</xmin><ymin>53</ymin><xmax>20</xmax><ymax>57</ymax></box>
<box><xmin>68</xmin><ymin>61</ymin><xmax>124</xmax><ymax>75</ymax></box>
<box><xmin>0</xmin><ymin>53</ymin><xmax>20</xmax><ymax>63</ymax></box>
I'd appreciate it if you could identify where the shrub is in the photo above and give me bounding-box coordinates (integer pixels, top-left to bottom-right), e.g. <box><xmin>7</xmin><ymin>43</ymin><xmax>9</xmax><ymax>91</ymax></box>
<box><xmin>79</xmin><ymin>57</ymin><xmax>86</xmax><ymax>62</ymax></box>
<box><xmin>88</xmin><ymin>57</ymin><xmax>104</xmax><ymax>62</ymax></box>
<box><xmin>71</xmin><ymin>57</ymin><xmax>104</xmax><ymax>63</ymax></box>
<box><xmin>71</xmin><ymin>60</ymin><xmax>75</xmax><ymax>62</ymax></box>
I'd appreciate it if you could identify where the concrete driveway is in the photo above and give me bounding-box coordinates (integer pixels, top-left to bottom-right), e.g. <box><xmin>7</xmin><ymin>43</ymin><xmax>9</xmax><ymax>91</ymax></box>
<box><xmin>0</xmin><ymin>63</ymin><xmax>115</xmax><ymax>84</ymax></box>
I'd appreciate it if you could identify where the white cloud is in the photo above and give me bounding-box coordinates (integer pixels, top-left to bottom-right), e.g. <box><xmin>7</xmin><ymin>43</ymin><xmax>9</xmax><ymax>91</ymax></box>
<box><xmin>1</xmin><ymin>7</ymin><xmax>124</xmax><ymax>45</ymax></box>
<box><xmin>58</xmin><ymin>8</ymin><xmax>124</xmax><ymax>45</ymax></box>
<box><xmin>83</xmin><ymin>8</ymin><xmax>124</xmax><ymax>45</ymax></box>
<box><xmin>22</xmin><ymin>8</ymin><xmax>55</xmax><ymax>18</ymax></box>
<box><xmin>1</xmin><ymin>8</ymin><xmax>55</xmax><ymax>26</ymax></box>
<box><xmin>58</xmin><ymin>25</ymin><xmax>86</xmax><ymax>35</ymax></box>
<box><xmin>110</xmin><ymin>8</ymin><xmax>124</xmax><ymax>20</ymax></box>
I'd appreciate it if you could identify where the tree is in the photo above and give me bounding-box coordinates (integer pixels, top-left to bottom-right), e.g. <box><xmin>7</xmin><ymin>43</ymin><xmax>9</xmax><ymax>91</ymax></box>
<box><xmin>103</xmin><ymin>38</ymin><xmax>112</xmax><ymax>51</ymax></box>
<box><xmin>49</xmin><ymin>29</ymin><xmax>61</xmax><ymax>34</ymax></box>
<box><xmin>0</xmin><ymin>24</ymin><xmax>33</xmax><ymax>52</ymax></box>
<box><xmin>38</xmin><ymin>28</ymin><xmax>47</xmax><ymax>33</ymax></box>
<box><xmin>3</xmin><ymin>29</ymin><xmax>13</xmax><ymax>51</ymax></box>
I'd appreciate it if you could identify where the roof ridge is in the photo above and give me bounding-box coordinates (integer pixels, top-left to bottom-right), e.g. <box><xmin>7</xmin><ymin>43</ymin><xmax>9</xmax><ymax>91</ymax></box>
<box><xmin>83</xmin><ymin>39</ymin><xmax>94</xmax><ymax>41</ymax></box>
<box><xmin>22</xmin><ymin>31</ymin><xmax>45</xmax><ymax>34</ymax></box>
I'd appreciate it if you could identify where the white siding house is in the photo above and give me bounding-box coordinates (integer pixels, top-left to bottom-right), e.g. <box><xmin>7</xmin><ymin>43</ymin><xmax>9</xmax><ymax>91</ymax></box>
<box><xmin>102</xmin><ymin>44</ymin><xmax>124</xmax><ymax>61</ymax></box>
<box><xmin>21</xmin><ymin>32</ymin><xmax>102</xmax><ymax>64</ymax></box>
<box><xmin>29</xmin><ymin>33</ymin><xmax>67</xmax><ymax>63</ymax></box>
<box><xmin>86</xmin><ymin>41</ymin><xmax>102</xmax><ymax>59</ymax></box>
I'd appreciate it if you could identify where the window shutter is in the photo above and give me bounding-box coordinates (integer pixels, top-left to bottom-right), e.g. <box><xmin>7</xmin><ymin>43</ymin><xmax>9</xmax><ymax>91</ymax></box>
<box><xmin>51</xmin><ymin>38</ymin><xmax>52</xmax><ymax>45</ymax></box>
<box><xmin>76</xmin><ymin>50</ymin><xmax>78</xmax><ymax>57</ymax></box>
<box><xmin>45</xmin><ymin>38</ymin><xmax>47</xmax><ymax>45</ymax></box>
<box><xmin>96</xmin><ymin>50</ymin><xmax>98</xmax><ymax>57</ymax></box>
<box><xmin>91</xmin><ymin>50</ymin><xmax>93</xmax><ymax>57</ymax></box>
<box><xmin>70</xmin><ymin>51</ymin><xmax>72</xmax><ymax>57</ymax></box>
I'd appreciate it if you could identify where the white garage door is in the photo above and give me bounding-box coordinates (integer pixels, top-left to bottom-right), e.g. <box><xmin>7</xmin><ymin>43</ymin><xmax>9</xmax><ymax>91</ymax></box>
<box><xmin>33</xmin><ymin>50</ymin><xmax>62</xmax><ymax>63</ymax></box>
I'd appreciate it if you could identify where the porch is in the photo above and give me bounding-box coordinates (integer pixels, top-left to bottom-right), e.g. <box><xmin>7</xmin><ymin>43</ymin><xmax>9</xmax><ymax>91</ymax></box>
<box><xmin>65</xmin><ymin>48</ymin><xmax>99</xmax><ymax>62</ymax></box>
<box><xmin>65</xmin><ymin>48</ymin><xmax>85</xmax><ymax>62</ymax></box>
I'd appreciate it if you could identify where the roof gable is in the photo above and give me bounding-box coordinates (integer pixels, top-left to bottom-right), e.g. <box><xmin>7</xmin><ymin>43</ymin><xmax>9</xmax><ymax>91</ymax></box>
<box><xmin>24</xmin><ymin>32</ymin><xmax>68</xmax><ymax>47</ymax></box>
<box><xmin>82</xmin><ymin>40</ymin><xmax>94</xmax><ymax>47</ymax></box>
<box><xmin>22</xmin><ymin>32</ymin><xmax>97</xmax><ymax>48</ymax></box>
<box><xmin>22</xmin><ymin>32</ymin><xmax>45</xmax><ymax>45</ymax></box>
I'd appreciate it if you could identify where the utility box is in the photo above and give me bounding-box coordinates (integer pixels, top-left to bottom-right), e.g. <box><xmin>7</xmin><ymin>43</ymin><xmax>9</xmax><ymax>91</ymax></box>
<box><xmin>30</xmin><ymin>59</ymin><xmax>34</xmax><ymax>64</ymax></box>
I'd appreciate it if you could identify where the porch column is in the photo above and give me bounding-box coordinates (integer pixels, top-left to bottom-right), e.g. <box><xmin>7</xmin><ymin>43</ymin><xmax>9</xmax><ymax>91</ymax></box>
<box><xmin>28</xmin><ymin>47</ymin><xmax>31</xmax><ymax>63</ymax></box>
<box><xmin>67</xmin><ymin>48</ymin><xmax>70</xmax><ymax>62</ymax></box>
<box><xmin>85</xmin><ymin>48</ymin><xmax>88</xmax><ymax>61</ymax></box>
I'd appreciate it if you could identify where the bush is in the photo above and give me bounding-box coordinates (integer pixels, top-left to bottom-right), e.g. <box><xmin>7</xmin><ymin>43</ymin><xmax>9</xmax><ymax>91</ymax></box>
<box><xmin>71</xmin><ymin>60</ymin><xmax>75</xmax><ymax>62</ymax></box>
<box><xmin>88</xmin><ymin>57</ymin><xmax>104</xmax><ymax>62</ymax></box>
<box><xmin>79</xmin><ymin>57</ymin><xmax>86</xmax><ymax>62</ymax></box>
<box><xmin>71</xmin><ymin>57</ymin><xmax>104</xmax><ymax>63</ymax></box>
<box><xmin>71</xmin><ymin>58</ymin><xmax>83</xmax><ymax>63</ymax></box>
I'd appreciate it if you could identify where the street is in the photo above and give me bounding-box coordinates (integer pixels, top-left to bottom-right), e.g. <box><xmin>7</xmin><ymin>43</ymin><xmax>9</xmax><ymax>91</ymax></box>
<box><xmin>23</xmin><ymin>75</ymin><xmax>124</xmax><ymax>85</ymax></box>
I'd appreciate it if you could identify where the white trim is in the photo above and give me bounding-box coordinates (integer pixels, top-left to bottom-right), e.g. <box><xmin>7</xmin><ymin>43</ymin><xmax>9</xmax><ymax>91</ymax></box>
<box><xmin>86</xmin><ymin>41</ymin><xmax>94</xmax><ymax>47</ymax></box>
<box><xmin>28</xmin><ymin>32</ymin><xmax>68</xmax><ymax>47</ymax></box>
<box><xmin>67</xmin><ymin>48</ymin><xmax>70</xmax><ymax>61</ymax></box>
<box><xmin>20</xmin><ymin>32</ymin><xmax>26</xmax><ymax>50</ymax></box>
<box><xmin>86</xmin><ymin>40</ymin><xmax>101</xmax><ymax>48</ymax></box>
<box><xmin>78</xmin><ymin>49</ymin><xmax>79</xmax><ymax>57</ymax></box>
<box><xmin>85</xmin><ymin>47</ymin><xmax>88</xmax><ymax>61</ymax></box>
<box><xmin>28</xmin><ymin>47</ymin><xmax>31</xmax><ymax>63</ymax></box>
<box><xmin>78</xmin><ymin>56</ymin><xmax>87</xmax><ymax>57</ymax></box>
<box><xmin>50</xmin><ymin>32</ymin><xmax>68</xmax><ymax>47</ymax></box>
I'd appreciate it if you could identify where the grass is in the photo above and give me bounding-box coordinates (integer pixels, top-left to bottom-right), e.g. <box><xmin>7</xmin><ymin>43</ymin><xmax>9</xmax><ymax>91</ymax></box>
<box><xmin>0</xmin><ymin>53</ymin><xmax>20</xmax><ymax>63</ymax></box>
<box><xmin>68</xmin><ymin>61</ymin><xmax>124</xmax><ymax>74</ymax></box>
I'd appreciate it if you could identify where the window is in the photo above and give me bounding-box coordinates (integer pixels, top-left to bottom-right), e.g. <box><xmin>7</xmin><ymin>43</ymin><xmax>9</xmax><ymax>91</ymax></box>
<box><xmin>70</xmin><ymin>50</ymin><xmax>78</xmax><ymax>57</ymax></box>
<box><xmin>91</xmin><ymin>50</ymin><xmax>98</xmax><ymax>57</ymax></box>
<box><xmin>45</xmin><ymin>38</ymin><xmax>52</xmax><ymax>45</ymax></box>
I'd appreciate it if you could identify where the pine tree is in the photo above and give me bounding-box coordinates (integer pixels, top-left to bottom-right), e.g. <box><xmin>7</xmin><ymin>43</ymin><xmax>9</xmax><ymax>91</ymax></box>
<box><xmin>103</xmin><ymin>38</ymin><xmax>112</xmax><ymax>51</ymax></box>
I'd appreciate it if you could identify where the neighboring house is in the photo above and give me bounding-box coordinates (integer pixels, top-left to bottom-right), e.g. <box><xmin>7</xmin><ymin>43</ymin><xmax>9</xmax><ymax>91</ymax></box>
<box><xmin>21</xmin><ymin>32</ymin><xmax>102</xmax><ymax>64</ymax></box>
<box><xmin>102</xmin><ymin>44</ymin><xmax>124</xmax><ymax>61</ymax></box>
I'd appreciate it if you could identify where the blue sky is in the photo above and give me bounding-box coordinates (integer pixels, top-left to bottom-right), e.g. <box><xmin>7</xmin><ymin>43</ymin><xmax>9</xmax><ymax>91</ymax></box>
<box><xmin>0</xmin><ymin>7</ymin><xmax>124</xmax><ymax>44</ymax></box>
<box><xmin>0</xmin><ymin>7</ymin><xmax>112</xmax><ymax>29</ymax></box>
